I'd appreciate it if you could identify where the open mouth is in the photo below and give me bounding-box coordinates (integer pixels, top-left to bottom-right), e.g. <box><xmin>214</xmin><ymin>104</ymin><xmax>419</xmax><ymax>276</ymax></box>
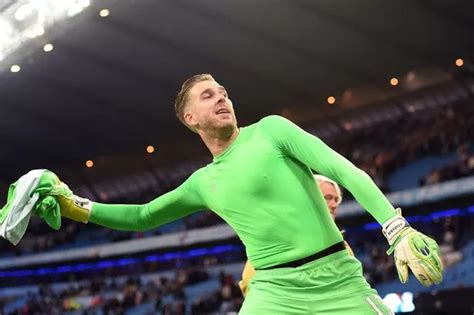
<box><xmin>215</xmin><ymin>108</ymin><xmax>230</xmax><ymax>115</ymax></box>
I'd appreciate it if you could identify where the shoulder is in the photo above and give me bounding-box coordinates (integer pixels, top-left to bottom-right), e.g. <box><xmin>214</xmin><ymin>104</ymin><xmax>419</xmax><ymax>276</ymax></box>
<box><xmin>254</xmin><ymin>115</ymin><xmax>293</xmax><ymax>132</ymax></box>
<box><xmin>181</xmin><ymin>167</ymin><xmax>206</xmax><ymax>190</ymax></box>
<box><xmin>258</xmin><ymin>115</ymin><xmax>289</xmax><ymax>126</ymax></box>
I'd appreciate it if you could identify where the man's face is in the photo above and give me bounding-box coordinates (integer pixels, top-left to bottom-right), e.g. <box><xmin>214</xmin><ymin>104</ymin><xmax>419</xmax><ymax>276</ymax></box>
<box><xmin>319</xmin><ymin>181</ymin><xmax>339</xmax><ymax>219</ymax></box>
<box><xmin>184</xmin><ymin>80</ymin><xmax>237</xmax><ymax>133</ymax></box>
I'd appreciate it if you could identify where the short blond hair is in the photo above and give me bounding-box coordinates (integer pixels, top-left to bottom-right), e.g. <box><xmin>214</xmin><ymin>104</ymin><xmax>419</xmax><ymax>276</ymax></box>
<box><xmin>313</xmin><ymin>175</ymin><xmax>343</xmax><ymax>206</ymax></box>
<box><xmin>174</xmin><ymin>74</ymin><xmax>215</xmax><ymax>127</ymax></box>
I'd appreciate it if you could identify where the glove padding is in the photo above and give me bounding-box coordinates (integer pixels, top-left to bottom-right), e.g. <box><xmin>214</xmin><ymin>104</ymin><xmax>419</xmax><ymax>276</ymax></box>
<box><xmin>383</xmin><ymin>209</ymin><xmax>443</xmax><ymax>287</ymax></box>
<box><xmin>34</xmin><ymin>195</ymin><xmax>62</xmax><ymax>230</ymax></box>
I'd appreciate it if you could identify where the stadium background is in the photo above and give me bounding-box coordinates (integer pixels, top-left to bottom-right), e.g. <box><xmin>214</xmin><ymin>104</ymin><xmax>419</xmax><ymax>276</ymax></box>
<box><xmin>0</xmin><ymin>0</ymin><xmax>473</xmax><ymax>314</ymax></box>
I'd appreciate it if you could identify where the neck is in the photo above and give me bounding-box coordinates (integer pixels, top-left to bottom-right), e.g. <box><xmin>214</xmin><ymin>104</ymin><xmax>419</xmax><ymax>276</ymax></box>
<box><xmin>199</xmin><ymin>126</ymin><xmax>240</xmax><ymax>157</ymax></box>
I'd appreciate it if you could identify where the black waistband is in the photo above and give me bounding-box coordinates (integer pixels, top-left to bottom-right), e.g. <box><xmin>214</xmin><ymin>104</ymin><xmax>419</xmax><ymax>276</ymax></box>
<box><xmin>256</xmin><ymin>241</ymin><xmax>346</xmax><ymax>270</ymax></box>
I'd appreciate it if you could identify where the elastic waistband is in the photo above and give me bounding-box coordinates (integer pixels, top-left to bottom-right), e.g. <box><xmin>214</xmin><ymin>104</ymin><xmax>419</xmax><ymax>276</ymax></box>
<box><xmin>256</xmin><ymin>241</ymin><xmax>346</xmax><ymax>270</ymax></box>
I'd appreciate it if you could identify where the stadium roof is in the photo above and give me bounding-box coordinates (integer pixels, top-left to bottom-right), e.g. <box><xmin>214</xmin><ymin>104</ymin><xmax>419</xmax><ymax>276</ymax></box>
<box><xmin>0</xmin><ymin>0</ymin><xmax>473</xmax><ymax>179</ymax></box>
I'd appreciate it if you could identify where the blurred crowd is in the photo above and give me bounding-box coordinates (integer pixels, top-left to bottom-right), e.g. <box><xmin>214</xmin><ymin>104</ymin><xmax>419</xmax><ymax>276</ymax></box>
<box><xmin>2</xmin><ymin>212</ymin><xmax>472</xmax><ymax>314</ymax></box>
<box><xmin>0</xmin><ymin>221</ymin><xmax>80</xmax><ymax>257</ymax></box>
<box><xmin>7</xmin><ymin>268</ymin><xmax>205</xmax><ymax>314</ymax></box>
<box><xmin>420</xmin><ymin>143</ymin><xmax>474</xmax><ymax>186</ymax></box>
<box><xmin>330</xmin><ymin>102</ymin><xmax>474</xmax><ymax>192</ymax></box>
<box><xmin>190</xmin><ymin>272</ymin><xmax>242</xmax><ymax>315</ymax></box>
<box><xmin>4</xmin><ymin>264</ymin><xmax>243</xmax><ymax>315</ymax></box>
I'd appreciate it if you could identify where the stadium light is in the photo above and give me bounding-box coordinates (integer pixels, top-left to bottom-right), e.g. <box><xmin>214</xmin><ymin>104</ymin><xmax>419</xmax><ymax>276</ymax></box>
<box><xmin>43</xmin><ymin>43</ymin><xmax>54</xmax><ymax>52</ymax></box>
<box><xmin>0</xmin><ymin>0</ymin><xmax>93</xmax><ymax>64</ymax></box>
<box><xmin>85</xmin><ymin>160</ymin><xmax>94</xmax><ymax>168</ymax></box>
<box><xmin>390</xmin><ymin>78</ymin><xmax>399</xmax><ymax>86</ymax></box>
<box><xmin>455</xmin><ymin>58</ymin><xmax>464</xmax><ymax>67</ymax></box>
<box><xmin>146</xmin><ymin>145</ymin><xmax>155</xmax><ymax>154</ymax></box>
<box><xmin>99</xmin><ymin>9</ymin><xmax>110</xmax><ymax>17</ymax></box>
<box><xmin>327</xmin><ymin>96</ymin><xmax>336</xmax><ymax>105</ymax></box>
<box><xmin>10</xmin><ymin>64</ymin><xmax>21</xmax><ymax>72</ymax></box>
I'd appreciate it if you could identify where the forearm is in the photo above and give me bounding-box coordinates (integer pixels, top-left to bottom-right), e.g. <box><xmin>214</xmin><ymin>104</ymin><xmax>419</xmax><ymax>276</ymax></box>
<box><xmin>330</xmin><ymin>162</ymin><xmax>396</xmax><ymax>224</ymax></box>
<box><xmin>89</xmin><ymin>181</ymin><xmax>204</xmax><ymax>231</ymax></box>
<box><xmin>90</xmin><ymin>200</ymin><xmax>201</xmax><ymax>232</ymax></box>
<box><xmin>90</xmin><ymin>203</ymin><xmax>156</xmax><ymax>231</ymax></box>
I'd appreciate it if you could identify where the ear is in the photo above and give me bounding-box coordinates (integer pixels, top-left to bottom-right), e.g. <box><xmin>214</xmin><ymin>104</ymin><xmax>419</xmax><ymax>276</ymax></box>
<box><xmin>184</xmin><ymin>110</ymin><xmax>198</xmax><ymax>129</ymax></box>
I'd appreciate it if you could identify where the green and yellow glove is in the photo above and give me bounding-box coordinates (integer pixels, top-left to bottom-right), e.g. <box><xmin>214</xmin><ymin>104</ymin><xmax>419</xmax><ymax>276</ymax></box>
<box><xmin>34</xmin><ymin>171</ymin><xmax>92</xmax><ymax>224</ymax></box>
<box><xmin>52</xmin><ymin>185</ymin><xmax>92</xmax><ymax>223</ymax></box>
<box><xmin>382</xmin><ymin>208</ymin><xmax>443</xmax><ymax>287</ymax></box>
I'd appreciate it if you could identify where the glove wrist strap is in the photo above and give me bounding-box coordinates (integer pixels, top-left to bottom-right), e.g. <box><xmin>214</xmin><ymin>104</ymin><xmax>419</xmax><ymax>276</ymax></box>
<box><xmin>382</xmin><ymin>215</ymin><xmax>409</xmax><ymax>245</ymax></box>
<box><xmin>73</xmin><ymin>195</ymin><xmax>92</xmax><ymax>223</ymax></box>
<box><xmin>73</xmin><ymin>195</ymin><xmax>92</xmax><ymax>212</ymax></box>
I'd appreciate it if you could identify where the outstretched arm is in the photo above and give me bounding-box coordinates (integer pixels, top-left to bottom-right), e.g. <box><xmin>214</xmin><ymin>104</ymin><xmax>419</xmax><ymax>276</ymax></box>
<box><xmin>261</xmin><ymin>115</ymin><xmax>443</xmax><ymax>286</ymax></box>
<box><xmin>59</xmin><ymin>172</ymin><xmax>205</xmax><ymax>232</ymax></box>
<box><xmin>261</xmin><ymin>115</ymin><xmax>396</xmax><ymax>224</ymax></box>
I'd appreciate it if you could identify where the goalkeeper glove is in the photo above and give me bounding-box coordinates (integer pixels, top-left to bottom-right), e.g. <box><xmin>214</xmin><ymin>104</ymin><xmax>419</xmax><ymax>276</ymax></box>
<box><xmin>56</xmin><ymin>193</ymin><xmax>92</xmax><ymax>223</ymax></box>
<box><xmin>382</xmin><ymin>208</ymin><xmax>443</xmax><ymax>286</ymax></box>
<box><xmin>48</xmin><ymin>182</ymin><xmax>92</xmax><ymax>223</ymax></box>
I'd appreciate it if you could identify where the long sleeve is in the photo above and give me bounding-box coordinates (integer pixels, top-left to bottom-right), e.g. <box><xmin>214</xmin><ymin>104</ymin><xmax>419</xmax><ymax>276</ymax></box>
<box><xmin>89</xmin><ymin>171</ymin><xmax>205</xmax><ymax>231</ymax></box>
<box><xmin>261</xmin><ymin>115</ymin><xmax>396</xmax><ymax>224</ymax></box>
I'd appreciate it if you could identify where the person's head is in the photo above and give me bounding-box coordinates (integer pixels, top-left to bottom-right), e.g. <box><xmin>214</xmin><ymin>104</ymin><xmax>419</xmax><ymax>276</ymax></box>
<box><xmin>174</xmin><ymin>74</ymin><xmax>237</xmax><ymax>136</ymax></box>
<box><xmin>313</xmin><ymin>175</ymin><xmax>342</xmax><ymax>219</ymax></box>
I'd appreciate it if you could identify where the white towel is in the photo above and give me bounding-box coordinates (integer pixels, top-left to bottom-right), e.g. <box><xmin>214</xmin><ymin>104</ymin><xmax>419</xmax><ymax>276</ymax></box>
<box><xmin>0</xmin><ymin>169</ymin><xmax>46</xmax><ymax>245</ymax></box>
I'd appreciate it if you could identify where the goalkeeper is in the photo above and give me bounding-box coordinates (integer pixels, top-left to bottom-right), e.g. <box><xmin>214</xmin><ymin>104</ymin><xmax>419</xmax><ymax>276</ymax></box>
<box><xmin>49</xmin><ymin>74</ymin><xmax>442</xmax><ymax>314</ymax></box>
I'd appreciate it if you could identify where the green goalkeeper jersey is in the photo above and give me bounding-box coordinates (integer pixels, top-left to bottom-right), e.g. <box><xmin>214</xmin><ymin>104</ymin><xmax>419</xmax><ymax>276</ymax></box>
<box><xmin>90</xmin><ymin>115</ymin><xmax>396</xmax><ymax>268</ymax></box>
